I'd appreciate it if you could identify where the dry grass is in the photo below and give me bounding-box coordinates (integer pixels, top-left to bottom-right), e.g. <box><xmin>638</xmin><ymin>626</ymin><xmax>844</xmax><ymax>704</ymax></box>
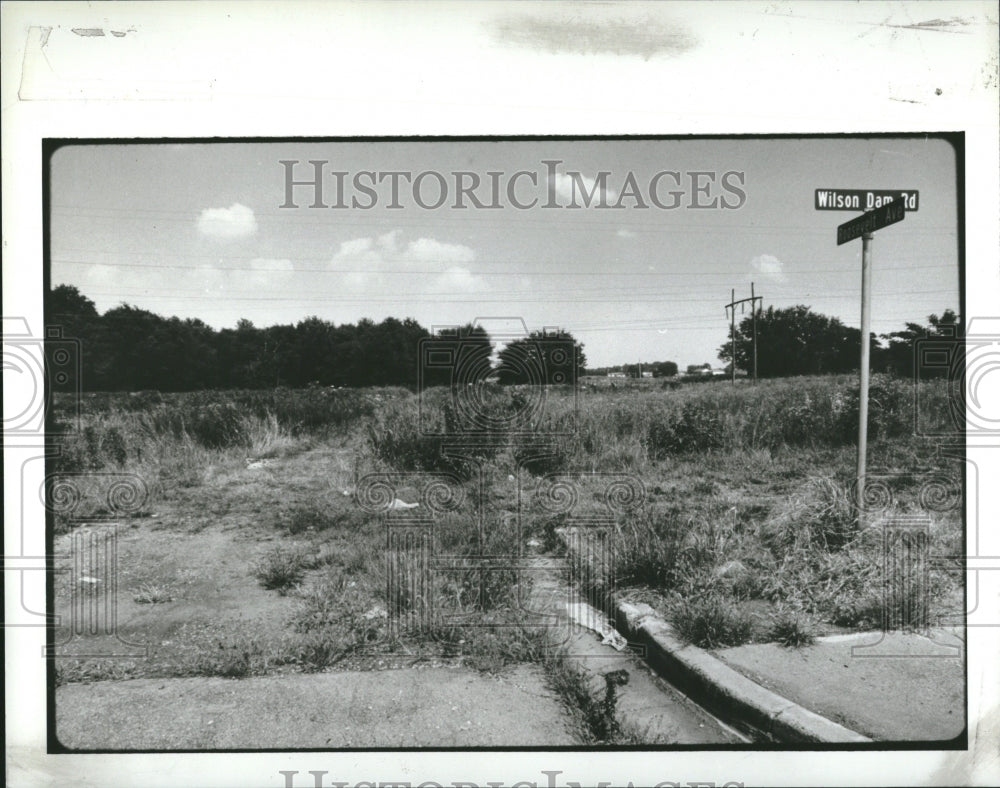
<box><xmin>50</xmin><ymin>373</ymin><xmax>958</xmax><ymax>685</ymax></box>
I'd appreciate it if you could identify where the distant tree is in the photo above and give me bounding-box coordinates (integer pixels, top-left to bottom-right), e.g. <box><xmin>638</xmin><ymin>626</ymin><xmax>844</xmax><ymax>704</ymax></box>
<box><xmin>718</xmin><ymin>305</ymin><xmax>876</xmax><ymax>378</ymax></box>
<box><xmin>47</xmin><ymin>284</ymin><xmax>99</xmax><ymax>324</ymax></box>
<box><xmin>420</xmin><ymin>323</ymin><xmax>493</xmax><ymax>389</ymax></box>
<box><xmin>652</xmin><ymin>360</ymin><xmax>678</xmax><ymax>377</ymax></box>
<box><xmin>97</xmin><ymin>304</ymin><xmax>220</xmax><ymax>391</ymax></box>
<box><xmin>496</xmin><ymin>329</ymin><xmax>586</xmax><ymax>385</ymax></box>
<box><xmin>45</xmin><ymin>285</ymin><xmax>105</xmax><ymax>390</ymax></box>
<box><xmin>876</xmin><ymin>309</ymin><xmax>960</xmax><ymax>378</ymax></box>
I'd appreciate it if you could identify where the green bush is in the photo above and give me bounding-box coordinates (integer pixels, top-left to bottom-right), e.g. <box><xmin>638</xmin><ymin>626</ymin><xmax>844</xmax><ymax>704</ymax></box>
<box><xmin>613</xmin><ymin>521</ymin><xmax>688</xmax><ymax>590</ymax></box>
<box><xmin>253</xmin><ymin>546</ymin><xmax>309</xmax><ymax>593</ymax></box>
<box><xmin>768</xmin><ymin>612</ymin><xmax>816</xmax><ymax>647</ymax></box>
<box><xmin>512</xmin><ymin>433</ymin><xmax>574</xmax><ymax>476</ymax></box>
<box><xmin>53</xmin><ymin>422</ymin><xmax>131</xmax><ymax>472</ymax></box>
<box><xmin>671</xmin><ymin>594</ymin><xmax>753</xmax><ymax>648</ymax></box>
<box><xmin>646</xmin><ymin>401</ymin><xmax>725</xmax><ymax>458</ymax></box>
<box><xmin>366</xmin><ymin>398</ymin><xmax>457</xmax><ymax>472</ymax></box>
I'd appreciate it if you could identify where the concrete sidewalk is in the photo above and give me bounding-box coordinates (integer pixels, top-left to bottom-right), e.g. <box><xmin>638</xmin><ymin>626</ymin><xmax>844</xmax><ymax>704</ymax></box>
<box><xmin>615</xmin><ymin>598</ymin><xmax>965</xmax><ymax>743</ymax></box>
<box><xmin>55</xmin><ymin>664</ymin><xmax>578</xmax><ymax>749</ymax></box>
<box><xmin>715</xmin><ymin>628</ymin><xmax>965</xmax><ymax>742</ymax></box>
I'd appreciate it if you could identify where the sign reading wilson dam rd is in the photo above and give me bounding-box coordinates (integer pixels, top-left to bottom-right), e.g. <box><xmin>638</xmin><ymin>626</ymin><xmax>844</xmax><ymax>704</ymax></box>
<box><xmin>815</xmin><ymin>188</ymin><xmax>919</xmax><ymax>212</ymax></box>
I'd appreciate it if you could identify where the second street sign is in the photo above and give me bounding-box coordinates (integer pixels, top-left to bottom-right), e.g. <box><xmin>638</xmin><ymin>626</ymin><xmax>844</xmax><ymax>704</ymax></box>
<box><xmin>837</xmin><ymin>199</ymin><xmax>906</xmax><ymax>245</ymax></box>
<box><xmin>816</xmin><ymin>189</ymin><xmax>919</xmax><ymax>211</ymax></box>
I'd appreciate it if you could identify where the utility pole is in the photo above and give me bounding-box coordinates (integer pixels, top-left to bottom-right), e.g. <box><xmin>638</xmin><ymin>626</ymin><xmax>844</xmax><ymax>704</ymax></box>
<box><xmin>725</xmin><ymin>286</ymin><xmax>764</xmax><ymax>386</ymax></box>
<box><xmin>730</xmin><ymin>289</ymin><xmax>735</xmax><ymax>385</ymax></box>
<box><xmin>751</xmin><ymin>281</ymin><xmax>758</xmax><ymax>385</ymax></box>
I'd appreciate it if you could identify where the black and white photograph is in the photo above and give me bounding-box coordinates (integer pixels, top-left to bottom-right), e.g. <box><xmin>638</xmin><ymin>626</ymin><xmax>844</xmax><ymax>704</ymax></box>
<box><xmin>4</xmin><ymin>3</ymin><xmax>999</xmax><ymax>787</ymax></box>
<box><xmin>43</xmin><ymin>136</ymin><xmax>966</xmax><ymax>752</ymax></box>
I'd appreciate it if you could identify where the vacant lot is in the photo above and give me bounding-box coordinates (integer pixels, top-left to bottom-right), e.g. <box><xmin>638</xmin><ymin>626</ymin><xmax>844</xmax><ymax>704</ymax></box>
<box><xmin>50</xmin><ymin>374</ymin><xmax>961</xmax><ymax>700</ymax></box>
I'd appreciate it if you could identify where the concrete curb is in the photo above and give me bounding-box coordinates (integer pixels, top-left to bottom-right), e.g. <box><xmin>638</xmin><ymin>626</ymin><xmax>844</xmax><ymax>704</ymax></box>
<box><xmin>613</xmin><ymin>599</ymin><xmax>873</xmax><ymax>743</ymax></box>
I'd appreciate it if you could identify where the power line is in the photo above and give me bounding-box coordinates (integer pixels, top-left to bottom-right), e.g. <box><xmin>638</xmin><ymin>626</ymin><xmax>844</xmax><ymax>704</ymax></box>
<box><xmin>63</xmin><ymin>288</ymin><xmax>952</xmax><ymax>303</ymax></box>
<box><xmin>50</xmin><ymin>256</ymin><xmax>956</xmax><ymax>276</ymax></box>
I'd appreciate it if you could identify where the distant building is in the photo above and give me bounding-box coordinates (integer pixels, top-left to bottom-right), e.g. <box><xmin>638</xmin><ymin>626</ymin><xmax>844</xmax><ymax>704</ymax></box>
<box><xmin>641</xmin><ymin>371</ymin><xmax>653</xmax><ymax>378</ymax></box>
<box><xmin>607</xmin><ymin>372</ymin><xmax>627</xmax><ymax>378</ymax></box>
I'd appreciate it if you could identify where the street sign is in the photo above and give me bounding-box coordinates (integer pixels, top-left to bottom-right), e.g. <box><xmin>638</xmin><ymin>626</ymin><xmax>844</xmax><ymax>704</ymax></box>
<box><xmin>816</xmin><ymin>189</ymin><xmax>919</xmax><ymax>211</ymax></box>
<box><xmin>837</xmin><ymin>199</ymin><xmax>906</xmax><ymax>245</ymax></box>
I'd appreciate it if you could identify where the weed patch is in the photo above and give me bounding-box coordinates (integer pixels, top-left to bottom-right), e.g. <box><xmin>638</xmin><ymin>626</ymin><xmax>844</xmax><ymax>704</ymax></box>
<box><xmin>671</xmin><ymin>594</ymin><xmax>753</xmax><ymax>649</ymax></box>
<box><xmin>132</xmin><ymin>582</ymin><xmax>175</xmax><ymax>604</ymax></box>
<box><xmin>253</xmin><ymin>546</ymin><xmax>311</xmax><ymax>593</ymax></box>
<box><xmin>768</xmin><ymin>612</ymin><xmax>816</xmax><ymax>647</ymax></box>
<box><xmin>288</xmin><ymin>571</ymin><xmax>386</xmax><ymax>670</ymax></box>
<box><xmin>544</xmin><ymin>655</ymin><xmax>632</xmax><ymax>744</ymax></box>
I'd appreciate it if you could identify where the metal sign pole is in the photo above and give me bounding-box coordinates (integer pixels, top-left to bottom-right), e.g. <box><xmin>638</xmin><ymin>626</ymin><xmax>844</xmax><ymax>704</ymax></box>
<box><xmin>857</xmin><ymin>232</ymin><xmax>873</xmax><ymax>515</ymax></box>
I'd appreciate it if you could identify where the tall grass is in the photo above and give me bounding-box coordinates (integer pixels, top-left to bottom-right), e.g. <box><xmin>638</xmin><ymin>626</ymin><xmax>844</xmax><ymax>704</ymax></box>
<box><xmin>51</xmin><ymin>374</ymin><xmax>955</xmax><ymax>642</ymax></box>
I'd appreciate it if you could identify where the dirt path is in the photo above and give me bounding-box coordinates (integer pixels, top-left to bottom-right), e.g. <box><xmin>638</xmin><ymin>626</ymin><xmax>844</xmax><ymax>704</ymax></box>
<box><xmin>53</xmin><ymin>437</ymin><xmax>740</xmax><ymax>748</ymax></box>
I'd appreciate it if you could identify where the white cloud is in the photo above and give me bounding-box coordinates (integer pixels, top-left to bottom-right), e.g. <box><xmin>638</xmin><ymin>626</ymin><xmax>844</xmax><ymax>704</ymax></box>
<box><xmin>376</xmin><ymin>230</ymin><xmax>400</xmax><ymax>254</ymax></box>
<box><xmin>197</xmin><ymin>203</ymin><xmax>257</xmax><ymax>239</ymax></box>
<box><xmin>331</xmin><ymin>233</ymin><xmax>473</xmax><ymax>266</ymax></box>
<box><xmin>330</xmin><ymin>230</ymin><xmax>486</xmax><ymax>295</ymax></box>
<box><xmin>554</xmin><ymin>172</ymin><xmax>618</xmax><ymax>206</ymax></box>
<box><xmin>330</xmin><ymin>231</ymin><xmax>479</xmax><ymax>293</ymax></box>
<box><xmin>404</xmin><ymin>237</ymin><xmax>475</xmax><ymax>264</ymax></box>
<box><xmin>750</xmin><ymin>254</ymin><xmax>786</xmax><ymax>283</ymax></box>
<box><xmin>616</xmin><ymin>228</ymin><xmax>637</xmax><ymax>239</ymax></box>
<box><xmin>333</xmin><ymin>237</ymin><xmax>380</xmax><ymax>263</ymax></box>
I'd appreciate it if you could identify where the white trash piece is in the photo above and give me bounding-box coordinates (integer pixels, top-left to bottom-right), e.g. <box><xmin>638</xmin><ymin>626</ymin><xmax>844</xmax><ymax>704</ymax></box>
<box><xmin>565</xmin><ymin>601</ymin><xmax>628</xmax><ymax>651</ymax></box>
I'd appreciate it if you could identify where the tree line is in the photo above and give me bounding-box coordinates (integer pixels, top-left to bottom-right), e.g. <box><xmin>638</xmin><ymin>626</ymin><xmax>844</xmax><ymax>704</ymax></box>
<box><xmin>45</xmin><ymin>286</ymin><xmax>587</xmax><ymax>392</ymax></box>
<box><xmin>47</xmin><ymin>285</ymin><xmax>956</xmax><ymax>392</ymax></box>
<box><xmin>717</xmin><ymin>304</ymin><xmax>960</xmax><ymax>378</ymax></box>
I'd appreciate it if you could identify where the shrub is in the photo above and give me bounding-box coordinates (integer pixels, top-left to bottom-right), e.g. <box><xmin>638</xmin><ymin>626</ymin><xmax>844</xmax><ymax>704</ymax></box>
<box><xmin>613</xmin><ymin>524</ymin><xmax>687</xmax><ymax>590</ymax></box>
<box><xmin>511</xmin><ymin>432</ymin><xmax>574</xmax><ymax>476</ymax></box>
<box><xmin>671</xmin><ymin>594</ymin><xmax>753</xmax><ymax>648</ymax></box>
<box><xmin>366</xmin><ymin>399</ymin><xmax>453</xmax><ymax>473</ymax></box>
<box><xmin>132</xmin><ymin>583</ymin><xmax>174</xmax><ymax>604</ymax></box>
<box><xmin>768</xmin><ymin>612</ymin><xmax>816</xmax><ymax>647</ymax></box>
<box><xmin>766</xmin><ymin>477</ymin><xmax>858</xmax><ymax>552</ymax></box>
<box><xmin>253</xmin><ymin>546</ymin><xmax>310</xmax><ymax>592</ymax></box>
<box><xmin>187</xmin><ymin>402</ymin><xmax>249</xmax><ymax>449</ymax></box>
<box><xmin>646</xmin><ymin>401</ymin><xmax>725</xmax><ymax>458</ymax></box>
<box><xmin>52</xmin><ymin>422</ymin><xmax>131</xmax><ymax>472</ymax></box>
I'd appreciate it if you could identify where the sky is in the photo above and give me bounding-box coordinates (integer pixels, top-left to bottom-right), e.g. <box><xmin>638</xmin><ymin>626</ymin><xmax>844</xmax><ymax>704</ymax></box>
<box><xmin>48</xmin><ymin>137</ymin><xmax>960</xmax><ymax>369</ymax></box>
